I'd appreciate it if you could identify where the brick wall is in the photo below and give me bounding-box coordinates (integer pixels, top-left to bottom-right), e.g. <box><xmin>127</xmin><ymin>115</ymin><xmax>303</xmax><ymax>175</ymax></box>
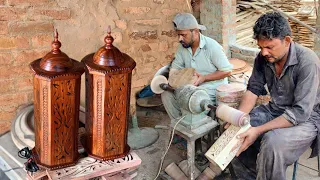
<box><xmin>112</xmin><ymin>0</ymin><xmax>190</xmax><ymax>113</ymax></box>
<box><xmin>0</xmin><ymin>0</ymin><xmax>189</xmax><ymax>134</ymax></box>
<box><xmin>0</xmin><ymin>0</ymin><xmax>72</xmax><ymax>133</ymax></box>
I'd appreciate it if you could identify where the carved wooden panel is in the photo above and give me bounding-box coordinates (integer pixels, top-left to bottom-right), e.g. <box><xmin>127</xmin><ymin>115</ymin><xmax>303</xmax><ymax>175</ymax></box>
<box><xmin>104</xmin><ymin>74</ymin><xmax>128</xmax><ymax>156</ymax></box>
<box><xmin>32</xmin><ymin>75</ymin><xmax>82</xmax><ymax>170</ymax></box>
<box><xmin>85</xmin><ymin>72</ymin><xmax>131</xmax><ymax>161</ymax></box>
<box><xmin>205</xmin><ymin>124</ymin><xmax>251</xmax><ymax>170</ymax></box>
<box><xmin>51</xmin><ymin>79</ymin><xmax>79</xmax><ymax>164</ymax></box>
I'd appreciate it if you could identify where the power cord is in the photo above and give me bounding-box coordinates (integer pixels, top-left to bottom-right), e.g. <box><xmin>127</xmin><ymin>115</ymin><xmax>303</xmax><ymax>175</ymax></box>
<box><xmin>154</xmin><ymin>115</ymin><xmax>186</xmax><ymax>180</ymax></box>
<box><xmin>18</xmin><ymin>147</ymin><xmax>39</xmax><ymax>173</ymax></box>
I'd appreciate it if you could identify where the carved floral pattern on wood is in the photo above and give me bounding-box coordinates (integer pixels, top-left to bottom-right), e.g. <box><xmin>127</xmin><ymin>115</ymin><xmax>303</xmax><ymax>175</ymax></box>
<box><xmin>29</xmin><ymin>152</ymin><xmax>141</xmax><ymax>180</ymax></box>
<box><xmin>52</xmin><ymin>79</ymin><xmax>76</xmax><ymax>161</ymax></box>
<box><xmin>209</xmin><ymin>125</ymin><xmax>240</xmax><ymax>157</ymax></box>
<box><xmin>104</xmin><ymin>74</ymin><xmax>128</xmax><ymax>155</ymax></box>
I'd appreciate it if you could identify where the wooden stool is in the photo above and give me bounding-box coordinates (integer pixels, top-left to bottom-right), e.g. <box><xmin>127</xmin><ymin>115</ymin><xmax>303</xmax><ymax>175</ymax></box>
<box><xmin>27</xmin><ymin>151</ymin><xmax>141</xmax><ymax>180</ymax></box>
<box><xmin>170</xmin><ymin>120</ymin><xmax>219</xmax><ymax>180</ymax></box>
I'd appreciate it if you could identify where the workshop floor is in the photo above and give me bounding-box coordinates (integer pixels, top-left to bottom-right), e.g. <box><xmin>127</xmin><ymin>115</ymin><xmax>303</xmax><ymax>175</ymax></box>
<box><xmin>132</xmin><ymin>105</ymin><xmax>320</xmax><ymax>180</ymax></box>
<box><xmin>0</xmin><ymin>105</ymin><xmax>319</xmax><ymax>180</ymax></box>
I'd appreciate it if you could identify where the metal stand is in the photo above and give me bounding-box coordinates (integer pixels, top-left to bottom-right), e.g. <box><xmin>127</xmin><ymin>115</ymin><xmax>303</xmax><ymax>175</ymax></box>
<box><xmin>127</xmin><ymin>115</ymin><xmax>159</xmax><ymax>150</ymax></box>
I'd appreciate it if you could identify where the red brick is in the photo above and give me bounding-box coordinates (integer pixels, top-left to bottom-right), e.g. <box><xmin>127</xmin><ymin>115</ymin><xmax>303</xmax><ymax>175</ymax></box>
<box><xmin>0</xmin><ymin>36</ymin><xmax>30</xmax><ymax>49</ymax></box>
<box><xmin>0</xmin><ymin>53</ymin><xmax>13</xmax><ymax>65</ymax></box>
<box><xmin>10</xmin><ymin>21</ymin><xmax>53</xmax><ymax>35</ymax></box>
<box><xmin>14</xmin><ymin>77</ymin><xmax>33</xmax><ymax>92</ymax></box>
<box><xmin>29</xmin><ymin>9</ymin><xmax>71</xmax><ymax>20</ymax></box>
<box><xmin>16</xmin><ymin>66</ymin><xmax>34</xmax><ymax>77</ymax></box>
<box><xmin>0</xmin><ymin>37</ymin><xmax>15</xmax><ymax>49</ymax></box>
<box><xmin>0</xmin><ymin>8</ymin><xmax>26</xmax><ymax>21</ymax></box>
<box><xmin>0</xmin><ymin>67</ymin><xmax>13</xmax><ymax>79</ymax></box>
<box><xmin>8</xmin><ymin>0</ymin><xmax>49</xmax><ymax>6</ymax></box>
<box><xmin>1</xmin><ymin>105</ymin><xmax>18</xmax><ymax>112</ymax></box>
<box><xmin>0</xmin><ymin>79</ymin><xmax>15</xmax><ymax>94</ymax></box>
<box><xmin>15</xmin><ymin>36</ymin><xmax>31</xmax><ymax>49</ymax></box>
<box><xmin>31</xmin><ymin>34</ymin><xmax>52</xmax><ymax>48</ymax></box>
<box><xmin>0</xmin><ymin>21</ymin><xmax>8</xmax><ymax>35</ymax></box>
<box><xmin>13</xmin><ymin>49</ymin><xmax>47</xmax><ymax>66</ymax></box>
<box><xmin>0</xmin><ymin>65</ymin><xmax>33</xmax><ymax>79</ymax></box>
<box><xmin>0</xmin><ymin>121</ymin><xmax>12</xmax><ymax>134</ymax></box>
<box><xmin>0</xmin><ymin>93</ymin><xmax>26</xmax><ymax>107</ymax></box>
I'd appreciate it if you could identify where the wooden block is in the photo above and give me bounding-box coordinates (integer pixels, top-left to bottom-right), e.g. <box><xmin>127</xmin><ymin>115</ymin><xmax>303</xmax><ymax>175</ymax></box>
<box><xmin>168</xmin><ymin>68</ymin><xmax>196</xmax><ymax>88</ymax></box>
<box><xmin>205</xmin><ymin>124</ymin><xmax>251</xmax><ymax>170</ymax></box>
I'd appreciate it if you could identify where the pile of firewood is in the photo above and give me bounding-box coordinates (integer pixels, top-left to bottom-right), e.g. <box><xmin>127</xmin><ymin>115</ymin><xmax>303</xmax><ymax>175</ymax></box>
<box><xmin>290</xmin><ymin>6</ymin><xmax>316</xmax><ymax>49</ymax></box>
<box><xmin>236</xmin><ymin>0</ymin><xmax>269</xmax><ymax>48</ymax></box>
<box><xmin>269</xmin><ymin>0</ymin><xmax>301</xmax><ymax>12</ymax></box>
<box><xmin>236</xmin><ymin>0</ymin><xmax>317</xmax><ymax>49</ymax></box>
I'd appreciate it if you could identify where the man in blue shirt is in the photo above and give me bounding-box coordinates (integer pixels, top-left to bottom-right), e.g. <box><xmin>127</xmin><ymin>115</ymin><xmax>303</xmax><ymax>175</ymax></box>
<box><xmin>161</xmin><ymin>13</ymin><xmax>233</xmax><ymax>121</ymax></box>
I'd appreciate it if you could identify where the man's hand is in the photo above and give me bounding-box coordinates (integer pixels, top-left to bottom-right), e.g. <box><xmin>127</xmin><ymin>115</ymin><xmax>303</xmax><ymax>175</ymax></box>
<box><xmin>224</xmin><ymin>122</ymin><xmax>231</xmax><ymax>129</ymax></box>
<box><xmin>236</xmin><ymin>127</ymin><xmax>261</xmax><ymax>157</ymax></box>
<box><xmin>193</xmin><ymin>72</ymin><xmax>206</xmax><ymax>86</ymax></box>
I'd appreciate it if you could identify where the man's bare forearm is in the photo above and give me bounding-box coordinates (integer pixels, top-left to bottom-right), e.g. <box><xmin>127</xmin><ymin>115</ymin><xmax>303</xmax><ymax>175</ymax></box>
<box><xmin>238</xmin><ymin>90</ymin><xmax>293</xmax><ymax>134</ymax></box>
<box><xmin>238</xmin><ymin>91</ymin><xmax>258</xmax><ymax>114</ymax></box>
<box><xmin>203</xmin><ymin>71</ymin><xmax>231</xmax><ymax>82</ymax></box>
<box><xmin>256</xmin><ymin>115</ymin><xmax>293</xmax><ymax>134</ymax></box>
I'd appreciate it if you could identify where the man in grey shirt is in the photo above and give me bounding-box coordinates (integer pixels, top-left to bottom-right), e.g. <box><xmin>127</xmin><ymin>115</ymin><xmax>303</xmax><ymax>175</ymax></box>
<box><xmin>232</xmin><ymin>12</ymin><xmax>320</xmax><ymax>180</ymax></box>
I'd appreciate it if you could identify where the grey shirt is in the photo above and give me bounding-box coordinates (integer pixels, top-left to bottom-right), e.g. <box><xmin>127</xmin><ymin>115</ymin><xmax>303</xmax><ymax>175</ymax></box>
<box><xmin>248</xmin><ymin>42</ymin><xmax>320</xmax><ymax>157</ymax></box>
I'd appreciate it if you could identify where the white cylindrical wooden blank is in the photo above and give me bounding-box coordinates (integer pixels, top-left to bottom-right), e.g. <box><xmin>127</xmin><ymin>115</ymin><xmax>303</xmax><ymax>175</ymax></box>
<box><xmin>216</xmin><ymin>104</ymin><xmax>250</xmax><ymax>127</ymax></box>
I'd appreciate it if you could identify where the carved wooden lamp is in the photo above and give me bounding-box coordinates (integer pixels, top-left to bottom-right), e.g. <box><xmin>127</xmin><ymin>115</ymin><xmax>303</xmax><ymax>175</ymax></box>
<box><xmin>29</xmin><ymin>30</ymin><xmax>84</xmax><ymax>169</ymax></box>
<box><xmin>82</xmin><ymin>26</ymin><xmax>136</xmax><ymax>160</ymax></box>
